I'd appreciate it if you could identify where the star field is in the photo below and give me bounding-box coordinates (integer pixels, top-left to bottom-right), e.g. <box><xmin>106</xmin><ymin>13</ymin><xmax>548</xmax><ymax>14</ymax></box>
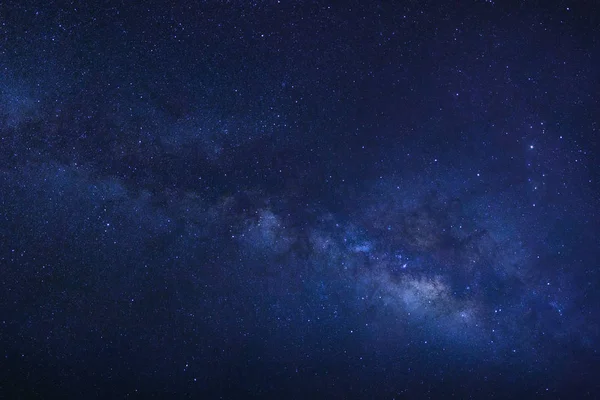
<box><xmin>1</xmin><ymin>1</ymin><xmax>599</xmax><ymax>398</ymax></box>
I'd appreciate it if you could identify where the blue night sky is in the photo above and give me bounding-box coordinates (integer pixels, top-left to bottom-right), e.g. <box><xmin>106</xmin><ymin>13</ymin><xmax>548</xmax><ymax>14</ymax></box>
<box><xmin>1</xmin><ymin>1</ymin><xmax>599</xmax><ymax>398</ymax></box>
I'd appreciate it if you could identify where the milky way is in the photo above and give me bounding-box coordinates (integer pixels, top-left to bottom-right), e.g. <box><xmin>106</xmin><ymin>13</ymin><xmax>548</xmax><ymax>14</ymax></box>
<box><xmin>1</xmin><ymin>1</ymin><xmax>599</xmax><ymax>398</ymax></box>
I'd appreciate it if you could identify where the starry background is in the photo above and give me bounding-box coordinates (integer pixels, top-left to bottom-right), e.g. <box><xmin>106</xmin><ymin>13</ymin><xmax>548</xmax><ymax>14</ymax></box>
<box><xmin>1</xmin><ymin>0</ymin><xmax>599</xmax><ymax>398</ymax></box>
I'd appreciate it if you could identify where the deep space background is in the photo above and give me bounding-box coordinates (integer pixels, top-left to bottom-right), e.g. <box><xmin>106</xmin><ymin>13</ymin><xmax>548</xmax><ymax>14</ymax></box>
<box><xmin>1</xmin><ymin>0</ymin><xmax>599</xmax><ymax>398</ymax></box>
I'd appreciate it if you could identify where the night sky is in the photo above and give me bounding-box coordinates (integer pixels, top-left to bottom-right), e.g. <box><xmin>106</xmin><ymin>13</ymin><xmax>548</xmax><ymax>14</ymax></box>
<box><xmin>1</xmin><ymin>1</ymin><xmax>599</xmax><ymax>398</ymax></box>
